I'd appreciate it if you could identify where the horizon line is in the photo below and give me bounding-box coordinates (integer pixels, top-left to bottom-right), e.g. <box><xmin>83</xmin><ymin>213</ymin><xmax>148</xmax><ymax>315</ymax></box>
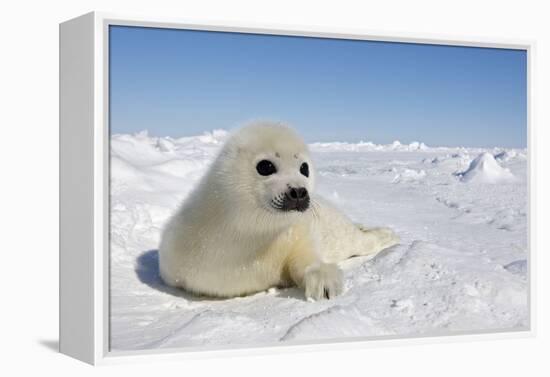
<box><xmin>110</xmin><ymin>128</ymin><xmax>527</xmax><ymax>150</ymax></box>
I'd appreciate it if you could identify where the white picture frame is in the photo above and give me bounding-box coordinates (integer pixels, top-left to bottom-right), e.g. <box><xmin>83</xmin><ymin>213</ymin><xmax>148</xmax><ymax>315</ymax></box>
<box><xmin>59</xmin><ymin>11</ymin><xmax>535</xmax><ymax>365</ymax></box>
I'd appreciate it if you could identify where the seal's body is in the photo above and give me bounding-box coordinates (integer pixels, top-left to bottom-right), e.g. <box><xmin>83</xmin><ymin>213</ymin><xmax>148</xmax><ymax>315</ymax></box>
<box><xmin>159</xmin><ymin>123</ymin><xmax>398</xmax><ymax>300</ymax></box>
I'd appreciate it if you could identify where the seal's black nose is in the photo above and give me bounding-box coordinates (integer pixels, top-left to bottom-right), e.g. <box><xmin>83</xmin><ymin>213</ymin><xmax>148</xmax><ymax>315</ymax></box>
<box><xmin>283</xmin><ymin>187</ymin><xmax>310</xmax><ymax>212</ymax></box>
<box><xmin>289</xmin><ymin>187</ymin><xmax>308</xmax><ymax>200</ymax></box>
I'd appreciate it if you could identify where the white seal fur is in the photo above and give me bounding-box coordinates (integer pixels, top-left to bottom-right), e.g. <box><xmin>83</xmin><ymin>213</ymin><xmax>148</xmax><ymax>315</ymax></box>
<box><xmin>159</xmin><ymin>122</ymin><xmax>399</xmax><ymax>300</ymax></box>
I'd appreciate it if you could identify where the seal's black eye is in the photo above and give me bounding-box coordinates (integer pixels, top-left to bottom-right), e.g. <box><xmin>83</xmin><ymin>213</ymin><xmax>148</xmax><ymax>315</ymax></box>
<box><xmin>256</xmin><ymin>160</ymin><xmax>277</xmax><ymax>176</ymax></box>
<box><xmin>300</xmin><ymin>162</ymin><xmax>309</xmax><ymax>177</ymax></box>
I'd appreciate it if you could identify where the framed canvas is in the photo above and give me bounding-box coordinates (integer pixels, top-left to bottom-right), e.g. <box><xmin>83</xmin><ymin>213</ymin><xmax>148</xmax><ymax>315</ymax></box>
<box><xmin>59</xmin><ymin>11</ymin><xmax>535</xmax><ymax>365</ymax></box>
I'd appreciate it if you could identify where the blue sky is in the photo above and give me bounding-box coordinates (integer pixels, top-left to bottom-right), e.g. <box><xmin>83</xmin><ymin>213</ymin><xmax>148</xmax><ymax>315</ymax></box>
<box><xmin>109</xmin><ymin>26</ymin><xmax>527</xmax><ymax>148</ymax></box>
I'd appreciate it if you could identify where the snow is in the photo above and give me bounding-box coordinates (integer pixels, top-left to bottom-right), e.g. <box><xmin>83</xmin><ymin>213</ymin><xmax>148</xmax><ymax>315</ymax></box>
<box><xmin>391</xmin><ymin>168</ymin><xmax>427</xmax><ymax>183</ymax></box>
<box><xmin>110</xmin><ymin>130</ymin><xmax>528</xmax><ymax>351</ymax></box>
<box><xmin>310</xmin><ymin>139</ymin><xmax>429</xmax><ymax>152</ymax></box>
<box><xmin>457</xmin><ymin>152</ymin><xmax>515</xmax><ymax>183</ymax></box>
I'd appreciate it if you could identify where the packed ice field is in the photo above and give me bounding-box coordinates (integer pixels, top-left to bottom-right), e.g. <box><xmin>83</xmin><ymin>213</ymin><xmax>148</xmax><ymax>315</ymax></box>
<box><xmin>109</xmin><ymin>130</ymin><xmax>528</xmax><ymax>351</ymax></box>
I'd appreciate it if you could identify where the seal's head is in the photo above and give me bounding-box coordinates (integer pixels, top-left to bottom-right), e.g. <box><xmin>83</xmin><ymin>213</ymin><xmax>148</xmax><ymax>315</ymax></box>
<box><xmin>215</xmin><ymin>122</ymin><xmax>315</xmax><ymax>221</ymax></box>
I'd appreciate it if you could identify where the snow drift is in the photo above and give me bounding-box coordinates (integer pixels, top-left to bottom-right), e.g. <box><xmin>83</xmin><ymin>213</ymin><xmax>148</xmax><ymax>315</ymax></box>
<box><xmin>458</xmin><ymin>152</ymin><xmax>515</xmax><ymax>183</ymax></box>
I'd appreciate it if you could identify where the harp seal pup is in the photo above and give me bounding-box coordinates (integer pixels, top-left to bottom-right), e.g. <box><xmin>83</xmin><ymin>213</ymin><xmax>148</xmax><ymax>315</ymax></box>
<box><xmin>159</xmin><ymin>122</ymin><xmax>399</xmax><ymax>300</ymax></box>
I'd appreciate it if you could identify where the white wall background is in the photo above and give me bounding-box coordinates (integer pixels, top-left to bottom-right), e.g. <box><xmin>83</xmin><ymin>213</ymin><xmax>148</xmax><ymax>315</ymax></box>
<box><xmin>1</xmin><ymin>0</ymin><xmax>548</xmax><ymax>375</ymax></box>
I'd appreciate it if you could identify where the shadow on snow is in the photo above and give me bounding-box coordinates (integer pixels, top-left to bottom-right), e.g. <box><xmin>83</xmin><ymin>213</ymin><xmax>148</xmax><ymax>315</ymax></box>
<box><xmin>135</xmin><ymin>249</ymin><xmax>307</xmax><ymax>302</ymax></box>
